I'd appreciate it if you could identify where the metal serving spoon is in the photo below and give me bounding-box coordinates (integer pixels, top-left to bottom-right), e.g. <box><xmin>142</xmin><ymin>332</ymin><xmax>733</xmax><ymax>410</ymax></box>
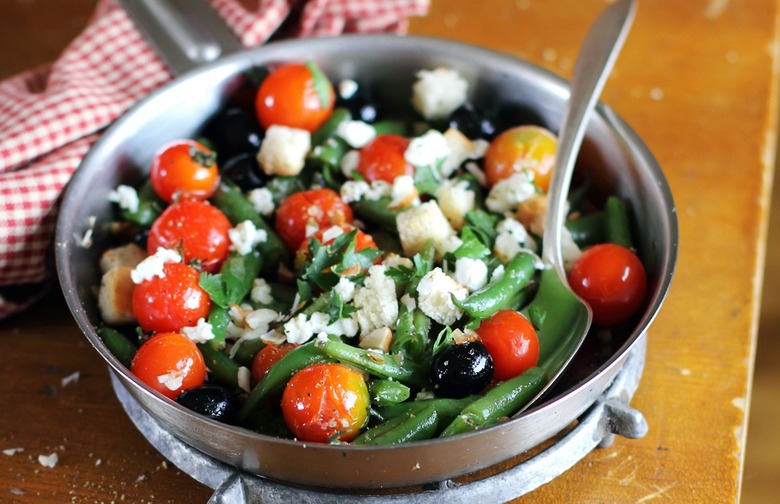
<box><xmin>521</xmin><ymin>0</ymin><xmax>637</xmax><ymax>411</ymax></box>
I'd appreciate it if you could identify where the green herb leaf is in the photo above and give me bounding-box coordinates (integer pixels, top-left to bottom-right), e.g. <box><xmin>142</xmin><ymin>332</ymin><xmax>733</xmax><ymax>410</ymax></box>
<box><xmin>413</xmin><ymin>161</ymin><xmax>443</xmax><ymax>195</ymax></box>
<box><xmin>305</xmin><ymin>60</ymin><xmax>332</xmax><ymax>109</ymax></box>
<box><xmin>326</xmin><ymin>290</ymin><xmax>357</xmax><ymax>324</ymax></box>
<box><xmin>463</xmin><ymin>210</ymin><xmax>499</xmax><ymax>247</ymax></box>
<box><xmin>199</xmin><ymin>273</ymin><xmax>229</xmax><ymax>308</ymax></box>
<box><xmin>432</xmin><ymin>326</ymin><xmax>453</xmax><ymax>357</ymax></box>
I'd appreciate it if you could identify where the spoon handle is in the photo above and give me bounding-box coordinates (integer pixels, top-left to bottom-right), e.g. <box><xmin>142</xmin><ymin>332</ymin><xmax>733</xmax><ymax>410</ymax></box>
<box><xmin>543</xmin><ymin>0</ymin><xmax>637</xmax><ymax>278</ymax></box>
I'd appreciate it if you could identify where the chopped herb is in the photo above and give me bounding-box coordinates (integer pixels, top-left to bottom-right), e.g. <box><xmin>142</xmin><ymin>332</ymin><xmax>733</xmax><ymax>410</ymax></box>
<box><xmin>305</xmin><ymin>60</ymin><xmax>332</xmax><ymax>109</ymax></box>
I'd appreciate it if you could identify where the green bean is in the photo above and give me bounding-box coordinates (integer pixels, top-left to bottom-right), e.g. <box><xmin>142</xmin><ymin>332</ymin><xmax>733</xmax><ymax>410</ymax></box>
<box><xmin>371</xmin><ymin>120</ymin><xmax>408</xmax><ymax>136</ymax></box>
<box><xmin>363</xmin><ymin>405</ymin><xmax>439</xmax><ymax>445</ymax></box>
<box><xmin>369</xmin><ymin>379</ymin><xmax>411</xmax><ymax>406</ymax></box>
<box><xmin>206</xmin><ymin>304</ymin><xmax>231</xmax><ymax>351</ymax></box>
<box><xmin>317</xmin><ymin>338</ymin><xmax>429</xmax><ymax>388</ymax></box>
<box><xmin>605</xmin><ymin>196</ymin><xmax>633</xmax><ymax>249</ymax></box>
<box><xmin>211</xmin><ymin>181</ymin><xmax>287</xmax><ymax>269</ymax></box>
<box><xmin>453</xmin><ymin>251</ymin><xmax>537</xmax><ymax>319</ymax></box>
<box><xmin>230</xmin><ymin>338</ymin><xmax>267</xmax><ymax>367</ymax></box>
<box><xmin>97</xmin><ymin>327</ymin><xmax>137</xmax><ymax>368</ymax></box>
<box><xmin>375</xmin><ymin>395</ymin><xmax>477</xmax><ymax>425</ymax></box>
<box><xmin>309</xmin><ymin>137</ymin><xmax>349</xmax><ymax>169</ymax></box>
<box><xmin>352</xmin><ymin>196</ymin><xmax>404</xmax><ymax>232</ymax></box>
<box><xmin>197</xmin><ymin>343</ymin><xmax>241</xmax><ymax>389</ymax></box>
<box><xmin>566</xmin><ymin>211</ymin><xmax>606</xmax><ymax>248</ymax></box>
<box><xmin>311</xmin><ymin>108</ymin><xmax>351</xmax><ymax>146</ymax></box>
<box><xmin>239</xmin><ymin>342</ymin><xmax>333</xmax><ymax>420</ymax></box>
<box><xmin>439</xmin><ymin>367</ymin><xmax>547</xmax><ymax>437</ymax></box>
<box><xmin>352</xmin><ymin>403</ymin><xmax>426</xmax><ymax>444</ymax></box>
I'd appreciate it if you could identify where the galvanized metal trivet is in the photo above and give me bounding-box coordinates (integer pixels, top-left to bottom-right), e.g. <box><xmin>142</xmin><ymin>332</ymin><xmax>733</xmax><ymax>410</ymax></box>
<box><xmin>111</xmin><ymin>336</ymin><xmax>648</xmax><ymax>503</ymax></box>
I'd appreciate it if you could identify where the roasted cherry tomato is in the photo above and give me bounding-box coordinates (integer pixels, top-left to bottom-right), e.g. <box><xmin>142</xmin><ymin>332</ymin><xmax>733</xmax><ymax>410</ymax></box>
<box><xmin>568</xmin><ymin>243</ymin><xmax>647</xmax><ymax>326</ymax></box>
<box><xmin>476</xmin><ymin>310</ymin><xmax>540</xmax><ymax>382</ymax></box>
<box><xmin>130</xmin><ymin>331</ymin><xmax>207</xmax><ymax>399</ymax></box>
<box><xmin>132</xmin><ymin>262</ymin><xmax>212</xmax><ymax>333</ymax></box>
<box><xmin>274</xmin><ymin>188</ymin><xmax>353</xmax><ymax>251</ymax></box>
<box><xmin>294</xmin><ymin>224</ymin><xmax>378</xmax><ymax>269</ymax></box>
<box><xmin>281</xmin><ymin>363</ymin><xmax>369</xmax><ymax>443</ymax></box>
<box><xmin>484</xmin><ymin>125</ymin><xmax>557</xmax><ymax>191</ymax></box>
<box><xmin>255</xmin><ymin>63</ymin><xmax>335</xmax><ymax>132</ymax></box>
<box><xmin>149</xmin><ymin>140</ymin><xmax>220</xmax><ymax>203</ymax></box>
<box><xmin>250</xmin><ymin>343</ymin><xmax>298</xmax><ymax>385</ymax></box>
<box><xmin>357</xmin><ymin>134</ymin><xmax>414</xmax><ymax>183</ymax></box>
<box><xmin>147</xmin><ymin>199</ymin><xmax>232</xmax><ymax>273</ymax></box>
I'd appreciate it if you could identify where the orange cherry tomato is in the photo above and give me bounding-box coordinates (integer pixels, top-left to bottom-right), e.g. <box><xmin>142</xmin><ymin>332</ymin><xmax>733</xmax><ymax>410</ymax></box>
<box><xmin>251</xmin><ymin>343</ymin><xmax>298</xmax><ymax>385</ymax></box>
<box><xmin>130</xmin><ymin>331</ymin><xmax>207</xmax><ymax>399</ymax></box>
<box><xmin>294</xmin><ymin>224</ymin><xmax>378</xmax><ymax>269</ymax></box>
<box><xmin>274</xmin><ymin>188</ymin><xmax>353</xmax><ymax>252</ymax></box>
<box><xmin>255</xmin><ymin>63</ymin><xmax>335</xmax><ymax>132</ymax></box>
<box><xmin>476</xmin><ymin>310</ymin><xmax>540</xmax><ymax>382</ymax></box>
<box><xmin>149</xmin><ymin>140</ymin><xmax>220</xmax><ymax>203</ymax></box>
<box><xmin>132</xmin><ymin>262</ymin><xmax>212</xmax><ymax>333</ymax></box>
<box><xmin>568</xmin><ymin>243</ymin><xmax>647</xmax><ymax>326</ymax></box>
<box><xmin>484</xmin><ymin>125</ymin><xmax>557</xmax><ymax>191</ymax></box>
<box><xmin>281</xmin><ymin>363</ymin><xmax>369</xmax><ymax>443</ymax></box>
<box><xmin>147</xmin><ymin>199</ymin><xmax>232</xmax><ymax>273</ymax></box>
<box><xmin>357</xmin><ymin>134</ymin><xmax>414</xmax><ymax>183</ymax></box>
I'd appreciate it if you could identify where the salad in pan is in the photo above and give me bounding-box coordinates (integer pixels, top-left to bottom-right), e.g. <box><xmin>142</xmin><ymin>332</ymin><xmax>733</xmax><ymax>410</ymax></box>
<box><xmin>97</xmin><ymin>60</ymin><xmax>647</xmax><ymax>445</ymax></box>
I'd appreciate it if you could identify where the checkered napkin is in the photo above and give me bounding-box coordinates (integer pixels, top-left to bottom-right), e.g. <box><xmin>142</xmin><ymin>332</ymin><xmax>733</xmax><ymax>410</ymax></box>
<box><xmin>0</xmin><ymin>0</ymin><xmax>429</xmax><ymax>319</ymax></box>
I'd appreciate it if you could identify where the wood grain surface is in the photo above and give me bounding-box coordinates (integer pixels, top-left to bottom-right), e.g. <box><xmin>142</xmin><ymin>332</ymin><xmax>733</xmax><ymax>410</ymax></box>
<box><xmin>1</xmin><ymin>0</ymin><xmax>777</xmax><ymax>502</ymax></box>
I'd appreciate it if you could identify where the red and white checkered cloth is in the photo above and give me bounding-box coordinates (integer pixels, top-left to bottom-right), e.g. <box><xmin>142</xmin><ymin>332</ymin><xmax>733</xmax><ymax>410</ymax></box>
<box><xmin>0</xmin><ymin>0</ymin><xmax>429</xmax><ymax>319</ymax></box>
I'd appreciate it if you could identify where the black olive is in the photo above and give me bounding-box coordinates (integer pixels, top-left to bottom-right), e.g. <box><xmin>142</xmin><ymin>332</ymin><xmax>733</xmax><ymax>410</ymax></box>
<box><xmin>176</xmin><ymin>384</ymin><xmax>240</xmax><ymax>424</ymax></box>
<box><xmin>431</xmin><ymin>341</ymin><xmax>494</xmax><ymax>399</ymax></box>
<box><xmin>203</xmin><ymin>107</ymin><xmax>263</xmax><ymax>160</ymax></box>
<box><xmin>220</xmin><ymin>153</ymin><xmax>267</xmax><ymax>191</ymax></box>
<box><xmin>447</xmin><ymin>103</ymin><xmax>496</xmax><ymax>139</ymax></box>
<box><xmin>335</xmin><ymin>82</ymin><xmax>380</xmax><ymax>123</ymax></box>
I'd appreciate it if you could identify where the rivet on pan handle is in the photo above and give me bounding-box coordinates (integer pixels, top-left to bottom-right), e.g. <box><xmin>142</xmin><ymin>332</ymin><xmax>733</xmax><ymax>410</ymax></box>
<box><xmin>117</xmin><ymin>0</ymin><xmax>244</xmax><ymax>75</ymax></box>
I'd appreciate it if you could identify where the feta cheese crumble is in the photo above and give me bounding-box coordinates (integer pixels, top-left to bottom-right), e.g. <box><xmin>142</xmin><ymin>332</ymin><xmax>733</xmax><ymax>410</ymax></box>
<box><xmin>412</xmin><ymin>67</ymin><xmax>469</xmax><ymax>120</ymax></box>
<box><xmin>229</xmin><ymin>220</ymin><xmax>268</xmax><ymax>255</ymax></box>
<box><xmin>38</xmin><ymin>453</ymin><xmax>58</xmax><ymax>468</ymax></box>
<box><xmin>416</xmin><ymin>267</ymin><xmax>468</xmax><ymax>325</ymax></box>
<box><xmin>181</xmin><ymin>318</ymin><xmax>215</xmax><ymax>344</ymax></box>
<box><xmin>130</xmin><ymin>247</ymin><xmax>181</xmax><ymax>284</ymax></box>
<box><xmin>107</xmin><ymin>184</ymin><xmax>140</xmax><ymax>213</ymax></box>
<box><xmin>250</xmin><ymin>278</ymin><xmax>274</xmax><ymax>305</ymax></box>
<box><xmin>340</xmin><ymin>149</ymin><xmax>361</xmax><ymax>178</ymax></box>
<box><xmin>157</xmin><ymin>370</ymin><xmax>184</xmax><ymax>391</ymax></box>
<box><xmin>453</xmin><ymin>257</ymin><xmax>489</xmax><ymax>292</ymax></box>
<box><xmin>389</xmin><ymin>175</ymin><xmax>420</xmax><ymax>209</ymax></box>
<box><xmin>247</xmin><ymin>187</ymin><xmax>275</xmax><ymax>216</ymax></box>
<box><xmin>333</xmin><ymin>276</ymin><xmax>357</xmax><ymax>303</ymax></box>
<box><xmin>486</xmin><ymin>171</ymin><xmax>538</xmax><ymax>214</ymax></box>
<box><xmin>436</xmin><ymin>180</ymin><xmax>475</xmax><ymax>230</ymax></box>
<box><xmin>237</xmin><ymin>366</ymin><xmax>251</xmax><ymax>393</ymax></box>
<box><xmin>257</xmin><ymin>125</ymin><xmax>311</xmax><ymax>176</ymax></box>
<box><xmin>338</xmin><ymin>79</ymin><xmax>359</xmax><ymax>99</ymax></box>
<box><xmin>336</xmin><ymin>120</ymin><xmax>376</xmax><ymax>148</ymax></box>
<box><xmin>404</xmin><ymin>129</ymin><xmax>451</xmax><ymax>167</ymax></box>
<box><xmin>396</xmin><ymin>201</ymin><xmax>456</xmax><ymax>258</ymax></box>
<box><xmin>353</xmin><ymin>265</ymin><xmax>398</xmax><ymax>334</ymax></box>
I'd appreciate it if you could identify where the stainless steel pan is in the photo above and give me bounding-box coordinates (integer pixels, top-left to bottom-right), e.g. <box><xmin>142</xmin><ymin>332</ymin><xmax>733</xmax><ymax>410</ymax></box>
<box><xmin>55</xmin><ymin>0</ymin><xmax>677</xmax><ymax>489</ymax></box>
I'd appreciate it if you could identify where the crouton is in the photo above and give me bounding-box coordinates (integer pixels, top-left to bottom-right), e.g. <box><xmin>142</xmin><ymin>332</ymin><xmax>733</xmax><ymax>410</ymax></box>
<box><xmin>516</xmin><ymin>194</ymin><xmax>548</xmax><ymax>236</ymax></box>
<box><xmin>99</xmin><ymin>243</ymin><xmax>145</xmax><ymax>274</ymax></box>
<box><xmin>435</xmin><ymin>182</ymin><xmax>475</xmax><ymax>230</ymax></box>
<box><xmin>98</xmin><ymin>266</ymin><xmax>136</xmax><ymax>324</ymax></box>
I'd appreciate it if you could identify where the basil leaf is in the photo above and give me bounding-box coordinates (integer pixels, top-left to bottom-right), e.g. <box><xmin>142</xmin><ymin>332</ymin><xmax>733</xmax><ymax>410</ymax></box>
<box><xmin>305</xmin><ymin>60</ymin><xmax>332</xmax><ymax>109</ymax></box>
<box><xmin>199</xmin><ymin>273</ymin><xmax>229</xmax><ymax>308</ymax></box>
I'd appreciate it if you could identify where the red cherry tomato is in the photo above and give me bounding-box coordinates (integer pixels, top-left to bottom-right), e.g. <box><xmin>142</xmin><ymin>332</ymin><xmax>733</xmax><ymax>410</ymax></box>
<box><xmin>484</xmin><ymin>126</ymin><xmax>557</xmax><ymax>191</ymax></box>
<box><xmin>132</xmin><ymin>262</ymin><xmax>212</xmax><ymax>333</ymax></box>
<box><xmin>255</xmin><ymin>63</ymin><xmax>335</xmax><ymax>132</ymax></box>
<box><xmin>568</xmin><ymin>243</ymin><xmax>647</xmax><ymax>326</ymax></box>
<box><xmin>274</xmin><ymin>188</ymin><xmax>353</xmax><ymax>251</ymax></box>
<box><xmin>149</xmin><ymin>140</ymin><xmax>220</xmax><ymax>203</ymax></box>
<box><xmin>130</xmin><ymin>331</ymin><xmax>207</xmax><ymax>399</ymax></box>
<box><xmin>294</xmin><ymin>224</ymin><xmax>378</xmax><ymax>269</ymax></box>
<box><xmin>476</xmin><ymin>310</ymin><xmax>540</xmax><ymax>382</ymax></box>
<box><xmin>281</xmin><ymin>363</ymin><xmax>369</xmax><ymax>443</ymax></box>
<box><xmin>357</xmin><ymin>134</ymin><xmax>414</xmax><ymax>183</ymax></box>
<box><xmin>147</xmin><ymin>199</ymin><xmax>232</xmax><ymax>273</ymax></box>
<box><xmin>251</xmin><ymin>343</ymin><xmax>297</xmax><ymax>385</ymax></box>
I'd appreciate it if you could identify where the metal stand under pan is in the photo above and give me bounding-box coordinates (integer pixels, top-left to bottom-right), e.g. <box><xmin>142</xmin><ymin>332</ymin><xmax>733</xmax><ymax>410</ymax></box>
<box><xmin>111</xmin><ymin>336</ymin><xmax>648</xmax><ymax>503</ymax></box>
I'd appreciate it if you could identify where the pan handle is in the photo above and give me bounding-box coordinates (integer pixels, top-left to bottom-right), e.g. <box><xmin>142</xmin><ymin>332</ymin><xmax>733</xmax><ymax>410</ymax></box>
<box><xmin>117</xmin><ymin>0</ymin><xmax>244</xmax><ymax>75</ymax></box>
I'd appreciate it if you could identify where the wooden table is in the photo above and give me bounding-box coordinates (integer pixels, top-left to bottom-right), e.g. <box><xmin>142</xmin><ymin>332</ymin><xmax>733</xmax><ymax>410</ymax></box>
<box><xmin>1</xmin><ymin>0</ymin><xmax>776</xmax><ymax>502</ymax></box>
